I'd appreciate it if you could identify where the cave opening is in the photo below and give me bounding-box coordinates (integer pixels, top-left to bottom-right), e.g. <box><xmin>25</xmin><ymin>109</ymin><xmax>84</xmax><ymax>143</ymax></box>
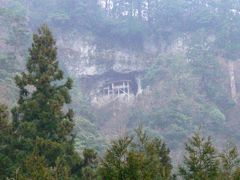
<box><xmin>80</xmin><ymin>70</ymin><xmax>143</xmax><ymax>103</ymax></box>
<box><xmin>100</xmin><ymin>71</ymin><xmax>140</xmax><ymax>96</ymax></box>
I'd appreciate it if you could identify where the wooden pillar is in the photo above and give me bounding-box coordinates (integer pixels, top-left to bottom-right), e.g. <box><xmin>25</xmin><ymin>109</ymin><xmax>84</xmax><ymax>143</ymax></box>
<box><xmin>127</xmin><ymin>81</ymin><xmax>130</xmax><ymax>101</ymax></box>
<box><xmin>122</xmin><ymin>82</ymin><xmax>126</xmax><ymax>95</ymax></box>
<box><xmin>136</xmin><ymin>77</ymin><xmax>143</xmax><ymax>96</ymax></box>
<box><xmin>112</xmin><ymin>83</ymin><xmax>114</xmax><ymax>96</ymax></box>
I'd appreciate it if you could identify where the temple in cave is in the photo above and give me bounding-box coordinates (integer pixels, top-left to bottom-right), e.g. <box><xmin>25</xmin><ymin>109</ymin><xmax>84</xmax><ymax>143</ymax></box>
<box><xmin>102</xmin><ymin>80</ymin><xmax>131</xmax><ymax>98</ymax></box>
<box><xmin>99</xmin><ymin>76</ymin><xmax>143</xmax><ymax>99</ymax></box>
<box><xmin>82</xmin><ymin>71</ymin><xmax>144</xmax><ymax>105</ymax></box>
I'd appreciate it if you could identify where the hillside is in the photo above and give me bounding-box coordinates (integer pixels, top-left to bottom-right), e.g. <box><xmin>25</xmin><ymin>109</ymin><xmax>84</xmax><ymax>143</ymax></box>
<box><xmin>1</xmin><ymin>0</ymin><xmax>240</xmax><ymax>160</ymax></box>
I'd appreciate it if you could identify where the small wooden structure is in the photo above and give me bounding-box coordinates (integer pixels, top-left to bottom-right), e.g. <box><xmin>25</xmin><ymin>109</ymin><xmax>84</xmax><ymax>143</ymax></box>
<box><xmin>102</xmin><ymin>80</ymin><xmax>131</xmax><ymax>98</ymax></box>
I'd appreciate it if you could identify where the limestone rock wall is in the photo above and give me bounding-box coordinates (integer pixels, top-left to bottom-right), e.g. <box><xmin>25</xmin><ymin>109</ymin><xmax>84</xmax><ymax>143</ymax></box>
<box><xmin>57</xmin><ymin>34</ymin><xmax>187</xmax><ymax>78</ymax></box>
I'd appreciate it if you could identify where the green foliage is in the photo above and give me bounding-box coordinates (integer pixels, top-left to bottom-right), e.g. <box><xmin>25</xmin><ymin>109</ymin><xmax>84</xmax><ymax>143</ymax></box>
<box><xmin>74</xmin><ymin>117</ymin><xmax>106</xmax><ymax>153</ymax></box>
<box><xmin>179</xmin><ymin>132</ymin><xmax>219</xmax><ymax>179</ymax></box>
<box><xmin>81</xmin><ymin>149</ymin><xmax>99</xmax><ymax>180</ymax></box>
<box><xmin>0</xmin><ymin>104</ymin><xmax>14</xmax><ymax>179</ymax></box>
<box><xmin>17</xmin><ymin>149</ymin><xmax>77</xmax><ymax>180</ymax></box>
<box><xmin>179</xmin><ymin>133</ymin><xmax>240</xmax><ymax>180</ymax></box>
<box><xmin>99</xmin><ymin>136</ymin><xmax>133</xmax><ymax>179</ymax></box>
<box><xmin>203</xmin><ymin>104</ymin><xmax>226</xmax><ymax>125</ymax></box>
<box><xmin>219</xmin><ymin>146</ymin><xmax>240</xmax><ymax>180</ymax></box>
<box><xmin>131</xmin><ymin>53</ymin><xmax>227</xmax><ymax>150</ymax></box>
<box><xmin>13</xmin><ymin>25</ymin><xmax>74</xmax><ymax>141</ymax></box>
<box><xmin>1</xmin><ymin>2</ymin><xmax>240</xmax><ymax>179</ymax></box>
<box><xmin>99</xmin><ymin>127</ymin><xmax>172</xmax><ymax>179</ymax></box>
<box><xmin>187</xmin><ymin>30</ymin><xmax>233</xmax><ymax>109</ymax></box>
<box><xmin>10</xmin><ymin>25</ymin><xmax>82</xmax><ymax>178</ymax></box>
<box><xmin>18</xmin><ymin>153</ymin><xmax>66</xmax><ymax>180</ymax></box>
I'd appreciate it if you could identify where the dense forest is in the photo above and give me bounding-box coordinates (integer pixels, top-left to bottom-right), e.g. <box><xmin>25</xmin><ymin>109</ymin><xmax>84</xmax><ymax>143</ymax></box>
<box><xmin>1</xmin><ymin>0</ymin><xmax>240</xmax><ymax>179</ymax></box>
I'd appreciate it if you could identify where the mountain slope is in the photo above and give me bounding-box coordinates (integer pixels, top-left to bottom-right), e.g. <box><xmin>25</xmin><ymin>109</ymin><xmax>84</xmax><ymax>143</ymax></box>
<box><xmin>0</xmin><ymin>0</ymin><xmax>240</xmax><ymax>156</ymax></box>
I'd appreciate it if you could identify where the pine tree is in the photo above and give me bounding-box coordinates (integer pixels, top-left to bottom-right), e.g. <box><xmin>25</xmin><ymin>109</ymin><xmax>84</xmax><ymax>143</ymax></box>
<box><xmin>99</xmin><ymin>127</ymin><xmax>172</xmax><ymax>179</ymax></box>
<box><xmin>179</xmin><ymin>132</ymin><xmax>219</xmax><ymax>180</ymax></box>
<box><xmin>18</xmin><ymin>151</ymin><xmax>71</xmax><ymax>180</ymax></box>
<box><xmin>18</xmin><ymin>153</ymin><xmax>57</xmax><ymax>180</ymax></box>
<box><xmin>99</xmin><ymin>136</ymin><xmax>132</xmax><ymax>179</ymax></box>
<box><xmin>130</xmin><ymin>127</ymin><xmax>172</xmax><ymax>179</ymax></box>
<box><xmin>219</xmin><ymin>146</ymin><xmax>240</xmax><ymax>180</ymax></box>
<box><xmin>11</xmin><ymin>25</ymin><xmax>82</xmax><ymax>178</ymax></box>
<box><xmin>12</xmin><ymin>24</ymin><xmax>74</xmax><ymax>141</ymax></box>
<box><xmin>81</xmin><ymin>148</ymin><xmax>99</xmax><ymax>180</ymax></box>
<box><xmin>0</xmin><ymin>104</ymin><xmax>14</xmax><ymax>179</ymax></box>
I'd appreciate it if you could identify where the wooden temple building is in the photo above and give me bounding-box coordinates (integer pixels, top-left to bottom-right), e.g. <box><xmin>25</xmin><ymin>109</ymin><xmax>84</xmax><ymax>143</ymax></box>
<box><xmin>102</xmin><ymin>80</ymin><xmax>131</xmax><ymax>98</ymax></box>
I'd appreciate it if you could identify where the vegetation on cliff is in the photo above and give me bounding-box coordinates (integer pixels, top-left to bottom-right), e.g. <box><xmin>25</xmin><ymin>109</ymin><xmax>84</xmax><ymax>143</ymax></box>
<box><xmin>1</xmin><ymin>1</ymin><xmax>240</xmax><ymax>179</ymax></box>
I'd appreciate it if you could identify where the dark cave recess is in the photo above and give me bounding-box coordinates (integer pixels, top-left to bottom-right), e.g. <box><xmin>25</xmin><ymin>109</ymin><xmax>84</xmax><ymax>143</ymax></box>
<box><xmin>80</xmin><ymin>70</ymin><xmax>144</xmax><ymax>95</ymax></box>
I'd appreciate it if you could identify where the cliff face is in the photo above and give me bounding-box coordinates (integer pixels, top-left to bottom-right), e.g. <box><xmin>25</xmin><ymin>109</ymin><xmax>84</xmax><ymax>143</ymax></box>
<box><xmin>1</xmin><ymin>1</ymin><xmax>240</xmax><ymax>154</ymax></box>
<box><xmin>0</xmin><ymin>0</ymin><xmax>187</xmax><ymax>107</ymax></box>
<box><xmin>55</xmin><ymin>30</ymin><xmax>240</xmax><ymax>149</ymax></box>
<box><xmin>56</xmin><ymin>32</ymin><xmax>189</xmax><ymax>105</ymax></box>
<box><xmin>58</xmin><ymin>35</ymin><xmax>150</xmax><ymax>77</ymax></box>
<box><xmin>57</xmin><ymin>34</ymin><xmax>186</xmax><ymax>78</ymax></box>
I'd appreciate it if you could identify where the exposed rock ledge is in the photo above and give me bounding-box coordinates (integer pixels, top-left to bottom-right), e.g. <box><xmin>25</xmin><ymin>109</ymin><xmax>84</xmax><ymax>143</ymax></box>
<box><xmin>57</xmin><ymin>34</ymin><xmax>186</xmax><ymax>78</ymax></box>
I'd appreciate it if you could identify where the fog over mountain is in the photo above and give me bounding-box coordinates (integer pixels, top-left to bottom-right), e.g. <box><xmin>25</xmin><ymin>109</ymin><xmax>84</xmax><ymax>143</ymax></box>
<box><xmin>1</xmin><ymin>0</ymin><xmax>240</xmax><ymax>179</ymax></box>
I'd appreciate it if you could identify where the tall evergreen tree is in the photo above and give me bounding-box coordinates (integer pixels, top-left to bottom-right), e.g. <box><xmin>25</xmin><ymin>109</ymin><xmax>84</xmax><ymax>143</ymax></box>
<box><xmin>13</xmin><ymin>24</ymin><xmax>74</xmax><ymax>141</ymax></box>
<box><xmin>219</xmin><ymin>146</ymin><xmax>240</xmax><ymax>180</ymax></box>
<box><xmin>179</xmin><ymin>132</ymin><xmax>219</xmax><ymax>180</ymax></box>
<box><xmin>99</xmin><ymin>127</ymin><xmax>172</xmax><ymax>179</ymax></box>
<box><xmin>11</xmin><ymin>25</ymin><xmax>82</xmax><ymax>178</ymax></box>
<box><xmin>81</xmin><ymin>148</ymin><xmax>99</xmax><ymax>180</ymax></box>
<box><xmin>0</xmin><ymin>104</ymin><xmax>14</xmax><ymax>179</ymax></box>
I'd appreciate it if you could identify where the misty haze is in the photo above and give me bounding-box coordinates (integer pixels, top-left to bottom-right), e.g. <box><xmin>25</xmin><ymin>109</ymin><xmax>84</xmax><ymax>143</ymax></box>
<box><xmin>0</xmin><ymin>0</ymin><xmax>240</xmax><ymax>179</ymax></box>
